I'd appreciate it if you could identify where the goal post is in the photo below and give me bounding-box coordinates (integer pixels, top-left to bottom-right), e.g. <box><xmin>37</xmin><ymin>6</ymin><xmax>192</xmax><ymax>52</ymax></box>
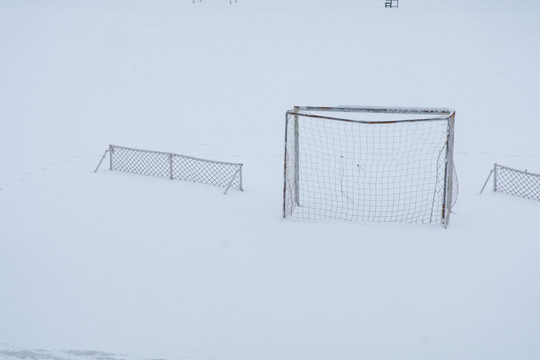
<box><xmin>282</xmin><ymin>106</ymin><xmax>456</xmax><ymax>227</ymax></box>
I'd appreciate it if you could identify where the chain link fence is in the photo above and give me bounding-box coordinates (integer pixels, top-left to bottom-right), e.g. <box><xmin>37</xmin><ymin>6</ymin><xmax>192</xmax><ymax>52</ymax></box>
<box><xmin>95</xmin><ymin>145</ymin><xmax>243</xmax><ymax>194</ymax></box>
<box><xmin>480</xmin><ymin>163</ymin><xmax>540</xmax><ymax>201</ymax></box>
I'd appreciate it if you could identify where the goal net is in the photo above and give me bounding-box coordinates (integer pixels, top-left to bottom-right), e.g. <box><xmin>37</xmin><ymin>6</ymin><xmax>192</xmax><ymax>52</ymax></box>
<box><xmin>282</xmin><ymin>106</ymin><xmax>456</xmax><ymax>227</ymax></box>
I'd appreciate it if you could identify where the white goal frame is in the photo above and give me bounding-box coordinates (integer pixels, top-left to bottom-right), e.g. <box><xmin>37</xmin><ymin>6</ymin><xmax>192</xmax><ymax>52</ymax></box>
<box><xmin>282</xmin><ymin>106</ymin><xmax>456</xmax><ymax>227</ymax></box>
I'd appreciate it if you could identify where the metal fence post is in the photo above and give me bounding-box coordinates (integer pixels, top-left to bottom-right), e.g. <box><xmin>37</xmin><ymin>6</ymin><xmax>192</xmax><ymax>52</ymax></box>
<box><xmin>224</xmin><ymin>166</ymin><xmax>241</xmax><ymax>195</ymax></box>
<box><xmin>169</xmin><ymin>153</ymin><xmax>173</xmax><ymax>180</ymax></box>
<box><xmin>493</xmin><ymin>163</ymin><xmax>498</xmax><ymax>192</ymax></box>
<box><xmin>94</xmin><ymin>149</ymin><xmax>110</xmax><ymax>173</ymax></box>
<box><xmin>239</xmin><ymin>164</ymin><xmax>243</xmax><ymax>191</ymax></box>
<box><xmin>479</xmin><ymin>169</ymin><xmax>494</xmax><ymax>195</ymax></box>
<box><xmin>109</xmin><ymin>144</ymin><xmax>113</xmax><ymax>170</ymax></box>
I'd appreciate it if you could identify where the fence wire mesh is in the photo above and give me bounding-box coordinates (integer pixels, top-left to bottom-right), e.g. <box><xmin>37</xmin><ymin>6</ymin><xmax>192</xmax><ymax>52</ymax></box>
<box><xmin>107</xmin><ymin>145</ymin><xmax>242</xmax><ymax>192</ymax></box>
<box><xmin>495</xmin><ymin>164</ymin><xmax>540</xmax><ymax>201</ymax></box>
<box><xmin>171</xmin><ymin>154</ymin><xmax>242</xmax><ymax>189</ymax></box>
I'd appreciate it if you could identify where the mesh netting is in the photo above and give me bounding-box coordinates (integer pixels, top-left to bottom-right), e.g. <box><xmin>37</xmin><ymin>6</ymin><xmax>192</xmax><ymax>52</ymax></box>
<box><xmin>172</xmin><ymin>154</ymin><xmax>242</xmax><ymax>189</ymax></box>
<box><xmin>109</xmin><ymin>145</ymin><xmax>242</xmax><ymax>191</ymax></box>
<box><xmin>283</xmin><ymin>107</ymin><xmax>456</xmax><ymax>225</ymax></box>
<box><xmin>495</xmin><ymin>164</ymin><xmax>540</xmax><ymax>201</ymax></box>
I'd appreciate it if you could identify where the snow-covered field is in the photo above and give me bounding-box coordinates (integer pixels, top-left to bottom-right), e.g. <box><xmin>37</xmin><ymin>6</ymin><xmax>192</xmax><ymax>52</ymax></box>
<box><xmin>1</xmin><ymin>0</ymin><xmax>539</xmax><ymax>359</ymax></box>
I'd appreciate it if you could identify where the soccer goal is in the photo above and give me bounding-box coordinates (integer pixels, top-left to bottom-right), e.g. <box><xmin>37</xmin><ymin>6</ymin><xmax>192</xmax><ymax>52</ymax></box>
<box><xmin>282</xmin><ymin>106</ymin><xmax>456</xmax><ymax>227</ymax></box>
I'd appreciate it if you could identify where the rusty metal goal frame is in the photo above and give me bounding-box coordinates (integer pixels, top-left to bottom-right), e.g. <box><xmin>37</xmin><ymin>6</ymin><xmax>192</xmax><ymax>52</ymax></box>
<box><xmin>282</xmin><ymin>106</ymin><xmax>456</xmax><ymax>227</ymax></box>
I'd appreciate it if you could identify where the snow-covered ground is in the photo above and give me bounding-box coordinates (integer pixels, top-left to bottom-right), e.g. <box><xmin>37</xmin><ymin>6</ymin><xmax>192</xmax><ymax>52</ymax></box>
<box><xmin>1</xmin><ymin>0</ymin><xmax>539</xmax><ymax>359</ymax></box>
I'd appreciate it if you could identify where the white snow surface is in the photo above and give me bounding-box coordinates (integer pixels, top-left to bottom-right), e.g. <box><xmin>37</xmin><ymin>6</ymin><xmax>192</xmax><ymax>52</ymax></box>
<box><xmin>1</xmin><ymin>0</ymin><xmax>539</xmax><ymax>359</ymax></box>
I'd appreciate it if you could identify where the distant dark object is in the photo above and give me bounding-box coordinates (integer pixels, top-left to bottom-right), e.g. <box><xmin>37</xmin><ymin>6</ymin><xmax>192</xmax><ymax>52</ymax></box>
<box><xmin>192</xmin><ymin>0</ymin><xmax>237</xmax><ymax>3</ymax></box>
<box><xmin>385</xmin><ymin>0</ymin><xmax>399</xmax><ymax>8</ymax></box>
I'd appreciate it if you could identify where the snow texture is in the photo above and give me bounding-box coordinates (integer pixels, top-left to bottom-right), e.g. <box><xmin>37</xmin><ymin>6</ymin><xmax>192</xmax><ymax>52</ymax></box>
<box><xmin>1</xmin><ymin>0</ymin><xmax>539</xmax><ymax>359</ymax></box>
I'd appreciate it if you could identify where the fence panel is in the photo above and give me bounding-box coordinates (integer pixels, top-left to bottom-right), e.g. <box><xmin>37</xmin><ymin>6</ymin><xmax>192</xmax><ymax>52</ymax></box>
<box><xmin>171</xmin><ymin>154</ymin><xmax>242</xmax><ymax>190</ymax></box>
<box><xmin>495</xmin><ymin>164</ymin><xmax>540</xmax><ymax>201</ymax></box>
<box><xmin>110</xmin><ymin>146</ymin><xmax>171</xmax><ymax>178</ymax></box>
<box><xmin>103</xmin><ymin>145</ymin><xmax>242</xmax><ymax>193</ymax></box>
